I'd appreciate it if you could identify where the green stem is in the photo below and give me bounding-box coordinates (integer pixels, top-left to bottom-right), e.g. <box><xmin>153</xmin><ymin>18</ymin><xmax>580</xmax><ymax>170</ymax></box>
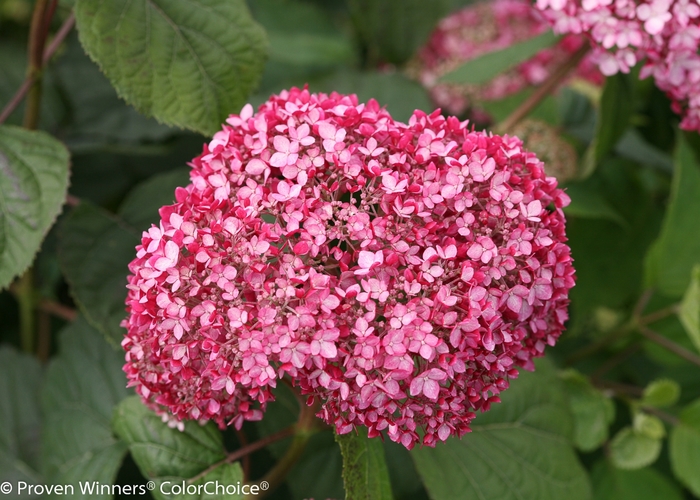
<box><xmin>15</xmin><ymin>270</ymin><xmax>36</xmax><ymax>354</ymax></box>
<box><xmin>23</xmin><ymin>0</ymin><xmax>51</xmax><ymax>130</ymax></box>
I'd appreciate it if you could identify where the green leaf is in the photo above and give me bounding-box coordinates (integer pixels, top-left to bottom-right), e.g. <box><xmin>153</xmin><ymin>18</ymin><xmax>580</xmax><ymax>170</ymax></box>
<box><xmin>0</xmin><ymin>347</ymin><xmax>43</xmax><ymax>489</ymax></box>
<box><xmin>609</xmin><ymin>427</ymin><xmax>662</xmax><ymax>470</ymax></box>
<box><xmin>74</xmin><ymin>0</ymin><xmax>268</xmax><ymax>136</ymax></box>
<box><xmin>641</xmin><ymin>379</ymin><xmax>681</xmax><ymax>408</ymax></box>
<box><xmin>58</xmin><ymin>202</ymin><xmax>139</xmax><ymax>346</ymax></box>
<box><xmin>411</xmin><ymin>361</ymin><xmax>591</xmax><ymax>500</ymax></box>
<box><xmin>670</xmin><ymin>398</ymin><xmax>700</xmax><ymax>496</ymax></box>
<box><xmin>41</xmin><ymin>317</ymin><xmax>130</xmax><ymax>498</ymax></box>
<box><xmin>118</xmin><ymin>168</ymin><xmax>190</xmax><ymax>232</ymax></box>
<box><xmin>632</xmin><ymin>413</ymin><xmax>666</xmax><ymax>440</ymax></box>
<box><xmin>311</xmin><ymin>71</ymin><xmax>433</xmax><ymax>123</ymax></box>
<box><xmin>560</xmin><ymin>369</ymin><xmax>615</xmax><ymax>451</ymax></box>
<box><xmin>439</xmin><ymin>31</ymin><xmax>559</xmax><ymax>85</ymax></box>
<box><xmin>0</xmin><ymin>125</ymin><xmax>70</xmax><ymax>289</ymax></box>
<box><xmin>563</xmin><ymin>181</ymin><xmax>627</xmax><ymax>226</ymax></box>
<box><xmin>591</xmin><ymin>461</ymin><xmax>684</xmax><ymax>500</ymax></box>
<box><xmin>348</xmin><ymin>0</ymin><xmax>451</xmax><ymax>64</ymax></box>
<box><xmin>645</xmin><ymin>134</ymin><xmax>700</xmax><ymax>297</ymax></box>
<box><xmin>335</xmin><ymin>430</ymin><xmax>393</xmax><ymax>500</ymax></box>
<box><xmin>679</xmin><ymin>265</ymin><xmax>700</xmax><ymax>354</ymax></box>
<box><xmin>112</xmin><ymin>396</ymin><xmax>244</xmax><ymax>500</ymax></box>
<box><xmin>594</xmin><ymin>72</ymin><xmax>634</xmax><ymax>161</ymax></box>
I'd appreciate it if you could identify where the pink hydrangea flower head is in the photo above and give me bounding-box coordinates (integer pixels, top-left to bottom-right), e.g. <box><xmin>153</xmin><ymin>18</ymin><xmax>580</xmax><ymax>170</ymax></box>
<box><xmin>535</xmin><ymin>0</ymin><xmax>700</xmax><ymax>132</ymax></box>
<box><xmin>412</xmin><ymin>0</ymin><xmax>602</xmax><ymax>116</ymax></box>
<box><xmin>122</xmin><ymin>87</ymin><xmax>575</xmax><ymax>448</ymax></box>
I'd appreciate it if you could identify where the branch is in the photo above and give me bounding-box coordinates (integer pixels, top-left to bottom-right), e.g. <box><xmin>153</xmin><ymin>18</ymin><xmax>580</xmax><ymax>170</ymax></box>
<box><xmin>187</xmin><ymin>425</ymin><xmax>295</xmax><ymax>485</ymax></box>
<box><xmin>496</xmin><ymin>43</ymin><xmax>590</xmax><ymax>133</ymax></box>
<box><xmin>639</xmin><ymin>326</ymin><xmax>700</xmax><ymax>368</ymax></box>
<box><xmin>0</xmin><ymin>11</ymin><xmax>75</xmax><ymax>125</ymax></box>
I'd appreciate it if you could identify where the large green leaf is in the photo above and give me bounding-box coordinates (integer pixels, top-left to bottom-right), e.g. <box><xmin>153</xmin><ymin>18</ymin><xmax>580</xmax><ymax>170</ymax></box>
<box><xmin>348</xmin><ymin>0</ymin><xmax>451</xmax><ymax>64</ymax></box>
<box><xmin>335</xmin><ymin>430</ymin><xmax>393</xmax><ymax>500</ymax></box>
<box><xmin>591</xmin><ymin>461</ymin><xmax>683</xmax><ymax>500</ymax></box>
<box><xmin>679</xmin><ymin>265</ymin><xmax>700</xmax><ymax>354</ymax></box>
<box><xmin>645</xmin><ymin>135</ymin><xmax>700</xmax><ymax>297</ymax></box>
<box><xmin>411</xmin><ymin>361</ymin><xmax>591</xmax><ymax>500</ymax></box>
<box><xmin>670</xmin><ymin>398</ymin><xmax>700</xmax><ymax>496</ymax></box>
<box><xmin>439</xmin><ymin>31</ymin><xmax>559</xmax><ymax>86</ymax></box>
<box><xmin>112</xmin><ymin>396</ymin><xmax>244</xmax><ymax>500</ymax></box>
<box><xmin>41</xmin><ymin>317</ymin><xmax>130</xmax><ymax>498</ymax></box>
<box><xmin>0</xmin><ymin>125</ymin><xmax>70</xmax><ymax>289</ymax></box>
<box><xmin>74</xmin><ymin>0</ymin><xmax>268</xmax><ymax>136</ymax></box>
<box><xmin>0</xmin><ymin>348</ymin><xmax>43</xmax><ymax>492</ymax></box>
<box><xmin>58</xmin><ymin>202</ymin><xmax>139</xmax><ymax>346</ymax></box>
<box><xmin>560</xmin><ymin>370</ymin><xmax>615</xmax><ymax>452</ymax></box>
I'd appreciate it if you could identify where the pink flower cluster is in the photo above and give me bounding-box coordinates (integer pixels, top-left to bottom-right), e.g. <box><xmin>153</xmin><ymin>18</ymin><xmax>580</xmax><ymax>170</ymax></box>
<box><xmin>122</xmin><ymin>87</ymin><xmax>575</xmax><ymax>449</ymax></box>
<box><xmin>414</xmin><ymin>0</ymin><xmax>601</xmax><ymax>116</ymax></box>
<box><xmin>536</xmin><ymin>0</ymin><xmax>700</xmax><ymax>131</ymax></box>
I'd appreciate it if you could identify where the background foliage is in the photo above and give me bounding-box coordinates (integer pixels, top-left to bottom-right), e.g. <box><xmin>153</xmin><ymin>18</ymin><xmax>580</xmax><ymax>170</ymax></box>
<box><xmin>1</xmin><ymin>0</ymin><xmax>700</xmax><ymax>499</ymax></box>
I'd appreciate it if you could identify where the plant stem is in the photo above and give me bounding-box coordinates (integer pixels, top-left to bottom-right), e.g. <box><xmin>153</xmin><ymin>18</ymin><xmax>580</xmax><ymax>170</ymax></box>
<box><xmin>639</xmin><ymin>326</ymin><xmax>700</xmax><ymax>367</ymax></box>
<box><xmin>639</xmin><ymin>303</ymin><xmax>680</xmax><ymax>326</ymax></box>
<box><xmin>23</xmin><ymin>0</ymin><xmax>51</xmax><ymax>130</ymax></box>
<box><xmin>38</xmin><ymin>299</ymin><xmax>77</xmax><ymax>321</ymax></box>
<box><xmin>565</xmin><ymin>321</ymin><xmax>633</xmax><ymax>365</ymax></box>
<box><xmin>495</xmin><ymin>44</ymin><xmax>590</xmax><ymax>133</ymax></box>
<box><xmin>188</xmin><ymin>426</ymin><xmax>296</xmax><ymax>485</ymax></box>
<box><xmin>15</xmin><ymin>270</ymin><xmax>36</xmax><ymax>354</ymax></box>
<box><xmin>247</xmin><ymin>400</ymin><xmax>321</xmax><ymax>500</ymax></box>
<box><xmin>0</xmin><ymin>11</ymin><xmax>75</xmax><ymax>125</ymax></box>
<box><xmin>642</xmin><ymin>405</ymin><xmax>681</xmax><ymax>426</ymax></box>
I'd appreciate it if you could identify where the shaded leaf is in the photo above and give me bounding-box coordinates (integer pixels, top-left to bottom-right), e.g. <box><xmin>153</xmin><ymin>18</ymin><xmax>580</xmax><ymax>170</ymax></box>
<box><xmin>74</xmin><ymin>0</ymin><xmax>268</xmax><ymax>135</ymax></box>
<box><xmin>440</xmin><ymin>31</ymin><xmax>559</xmax><ymax>86</ymax></box>
<box><xmin>411</xmin><ymin>361</ymin><xmax>591</xmax><ymax>500</ymax></box>
<box><xmin>0</xmin><ymin>347</ymin><xmax>42</xmax><ymax>491</ymax></box>
<box><xmin>679</xmin><ymin>265</ymin><xmax>700</xmax><ymax>354</ymax></box>
<box><xmin>609</xmin><ymin>427</ymin><xmax>661</xmax><ymax>470</ymax></box>
<box><xmin>594</xmin><ymin>72</ymin><xmax>634</xmax><ymax>161</ymax></box>
<box><xmin>53</xmin><ymin>35</ymin><xmax>174</xmax><ymax>150</ymax></box>
<box><xmin>645</xmin><ymin>134</ymin><xmax>700</xmax><ymax>297</ymax></box>
<box><xmin>0</xmin><ymin>125</ymin><xmax>70</xmax><ymax>289</ymax></box>
<box><xmin>112</xmin><ymin>396</ymin><xmax>243</xmax><ymax>500</ymax></box>
<box><xmin>58</xmin><ymin>202</ymin><xmax>139</xmax><ymax>346</ymax></box>
<box><xmin>118</xmin><ymin>168</ymin><xmax>190</xmax><ymax>232</ymax></box>
<box><xmin>591</xmin><ymin>461</ymin><xmax>683</xmax><ymax>500</ymax></box>
<box><xmin>335</xmin><ymin>430</ymin><xmax>393</xmax><ymax>500</ymax></box>
<box><xmin>670</xmin><ymin>398</ymin><xmax>700</xmax><ymax>497</ymax></box>
<box><xmin>564</xmin><ymin>181</ymin><xmax>627</xmax><ymax>226</ymax></box>
<box><xmin>41</xmin><ymin>317</ymin><xmax>129</xmax><ymax>498</ymax></box>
